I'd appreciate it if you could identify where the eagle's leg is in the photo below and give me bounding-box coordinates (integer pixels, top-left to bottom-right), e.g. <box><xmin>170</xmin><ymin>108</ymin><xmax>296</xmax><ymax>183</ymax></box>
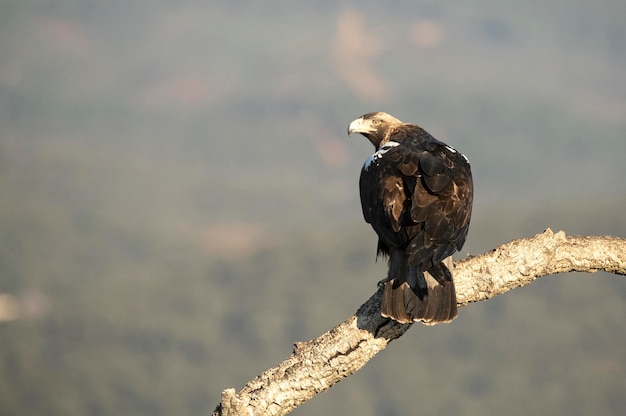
<box><xmin>376</xmin><ymin>247</ymin><xmax>408</xmax><ymax>287</ymax></box>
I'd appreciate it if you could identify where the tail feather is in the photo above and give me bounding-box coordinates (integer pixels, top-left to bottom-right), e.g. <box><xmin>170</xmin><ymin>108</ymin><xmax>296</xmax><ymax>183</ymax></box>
<box><xmin>381</xmin><ymin>279</ymin><xmax>413</xmax><ymax>324</ymax></box>
<box><xmin>380</xmin><ymin>256</ymin><xmax>457</xmax><ymax>325</ymax></box>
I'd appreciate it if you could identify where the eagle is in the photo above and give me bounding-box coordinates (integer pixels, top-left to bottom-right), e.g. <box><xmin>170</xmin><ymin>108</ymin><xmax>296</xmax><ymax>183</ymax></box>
<box><xmin>348</xmin><ymin>112</ymin><xmax>473</xmax><ymax>324</ymax></box>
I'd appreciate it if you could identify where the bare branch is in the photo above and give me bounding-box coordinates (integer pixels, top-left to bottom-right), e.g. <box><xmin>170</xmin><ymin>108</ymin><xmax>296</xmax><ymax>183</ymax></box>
<box><xmin>213</xmin><ymin>229</ymin><xmax>626</xmax><ymax>416</ymax></box>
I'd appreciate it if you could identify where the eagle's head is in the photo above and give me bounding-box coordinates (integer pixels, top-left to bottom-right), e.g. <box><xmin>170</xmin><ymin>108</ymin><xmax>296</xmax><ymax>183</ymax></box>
<box><xmin>347</xmin><ymin>112</ymin><xmax>404</xmax><ymax>150</ymax></box>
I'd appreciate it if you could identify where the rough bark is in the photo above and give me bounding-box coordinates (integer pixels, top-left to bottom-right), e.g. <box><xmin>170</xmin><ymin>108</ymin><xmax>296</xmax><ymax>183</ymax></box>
<box><xmin>213</xmin><ymin>229</ymin><xmax>626</xmax><ymax>416</ymax></box>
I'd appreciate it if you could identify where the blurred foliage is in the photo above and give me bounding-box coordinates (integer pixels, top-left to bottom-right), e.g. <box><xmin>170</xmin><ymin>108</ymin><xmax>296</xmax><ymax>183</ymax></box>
<box><xmin>1</xmin><ymin>1</ymin><xmax>625</xmax><ymax>415</ymax></box>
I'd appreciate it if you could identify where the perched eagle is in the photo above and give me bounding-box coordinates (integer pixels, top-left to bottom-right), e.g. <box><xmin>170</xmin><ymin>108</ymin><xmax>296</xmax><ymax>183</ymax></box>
<box><xmin>348</xmin><ymin>112</ymin><xmax>473</xmax><ymax>324</ymax></box>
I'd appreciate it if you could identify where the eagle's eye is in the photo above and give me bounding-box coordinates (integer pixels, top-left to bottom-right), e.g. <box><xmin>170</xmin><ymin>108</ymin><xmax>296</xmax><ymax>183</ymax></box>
<box><xmin>371</xmin><ymin>119</ymin><xmax>381</xmax><ymax>126</ymax></box>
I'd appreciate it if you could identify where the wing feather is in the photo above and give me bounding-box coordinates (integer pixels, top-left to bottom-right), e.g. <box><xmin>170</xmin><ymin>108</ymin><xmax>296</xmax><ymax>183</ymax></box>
<box><xmin>382</xmin><ymin>176</ymin><xmax>405</xmax><ymax>232</ymax></box>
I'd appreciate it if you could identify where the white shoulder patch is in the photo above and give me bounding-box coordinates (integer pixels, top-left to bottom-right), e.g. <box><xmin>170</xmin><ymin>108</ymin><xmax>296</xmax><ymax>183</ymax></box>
<box><xmin>364</xmin><ymin>141</ymin><xmax>400</xmax><ymax>171</ymax></box>
<box><xmin>444</xmin><ymin>144</ymin><xmax>470</xmax><ymax>163</ymax></box>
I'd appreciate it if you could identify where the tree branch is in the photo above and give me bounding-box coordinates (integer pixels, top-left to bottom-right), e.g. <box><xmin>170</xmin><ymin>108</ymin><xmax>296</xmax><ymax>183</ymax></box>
<box><xmin>213</xmin><ymin>229</ymin><xmax>626</xmax><ymax>416</ymax></box>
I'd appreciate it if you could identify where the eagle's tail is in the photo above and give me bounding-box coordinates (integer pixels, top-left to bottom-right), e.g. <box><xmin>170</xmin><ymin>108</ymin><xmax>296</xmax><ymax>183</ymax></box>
<box><xmin>381</xmin><ymin>254</ymin><xmax>457</xmax><ymax>325</ymax></box>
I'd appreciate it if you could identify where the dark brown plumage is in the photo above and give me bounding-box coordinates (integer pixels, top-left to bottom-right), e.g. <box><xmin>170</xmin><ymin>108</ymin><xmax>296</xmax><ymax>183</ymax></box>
<box><xmin>348</xmin><ymin>112</ymin><xmax>473</xmax><ymax>324</ymax></box>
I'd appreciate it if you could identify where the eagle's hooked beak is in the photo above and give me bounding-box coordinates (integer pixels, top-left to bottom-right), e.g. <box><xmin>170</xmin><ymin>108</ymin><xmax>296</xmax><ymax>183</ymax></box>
<box><xmin>347</xmin><ymin>117</ymin><xmax>375</xmax><ymax>136</ymax></box>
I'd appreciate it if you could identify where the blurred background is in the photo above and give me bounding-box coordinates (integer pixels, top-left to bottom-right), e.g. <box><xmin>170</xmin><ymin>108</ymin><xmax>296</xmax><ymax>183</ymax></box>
<box><xmin>1</xmin><ymin>1</ymin><xmax>625</xmax><ymax>415</ymax></box>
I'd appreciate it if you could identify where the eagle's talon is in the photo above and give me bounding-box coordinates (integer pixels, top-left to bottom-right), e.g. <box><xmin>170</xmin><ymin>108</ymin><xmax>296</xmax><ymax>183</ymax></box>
<box><xmin>377</xmin><ymin>277</ymin><xmax>391</xmax><ymax>287</ymax></box>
